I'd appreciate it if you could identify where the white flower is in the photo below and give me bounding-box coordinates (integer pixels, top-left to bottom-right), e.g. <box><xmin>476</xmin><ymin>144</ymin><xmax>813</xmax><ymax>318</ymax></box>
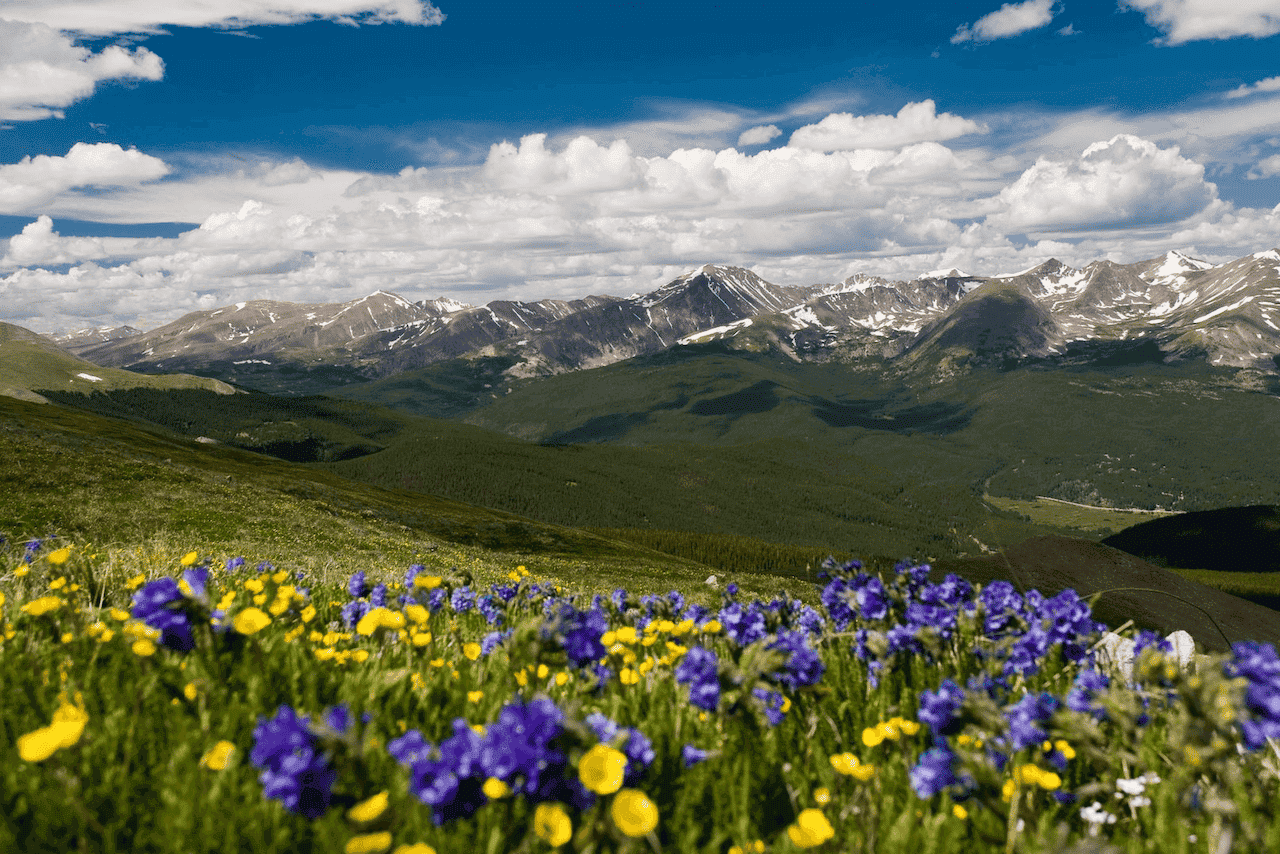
<box><xmin>1080</xmin><ymin>801</ymin><xmax>1117</xmax><ymax>825</ymax></box>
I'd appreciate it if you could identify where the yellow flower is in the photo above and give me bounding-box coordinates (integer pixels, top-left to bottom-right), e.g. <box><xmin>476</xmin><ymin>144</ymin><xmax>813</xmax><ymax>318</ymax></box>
<box><xmin>462</xmin><ymin>642</ymin><xmax>482</xmax><ymax>661</ymax></box>
<box><xmin>200</xmin><ymin>740</ymin><xmax>236</xmax><ymax>770</ymax></box>
<box><xmin>611</xmin><ymin>789</ymin><xmax>658</xmax><ymax>837</ymax></box>
<box><xmin>348</xmin><ymin>791</ymin><xmax>389</xmax><ymax>823</ymax></box>
<box><xmin>17</xmin><ymin>727</ymin><xmax>64</xmax><ymax>762</ymax></box>
<box><xmin>467</xmin><ymin>690</ymin><xmax>484</xmax><ymax>703</ymax></box>
<box><xmin>47</xmin><ymin>546</ymin><xmax>72</xmax><ymax>565</ymax></box>
<box><xmin>861</xmin><ymin>726</ymin><xmax>884</xmax><ymax>747</ymax></box>
<box><xmin>21</xmin><ymin>596</ymin><xmax>66</xmax><ymax>616</ymax></box>
<box><xmin>813</xmin><ymin>786</ymin><xmax>831</xmax><ymax>806</ymax></box>
<box><xmin>0</xmin><ymin>591</ymin><xmax>4</xmax><ymax>607</ymax></box>
<box><xmin>244</xmin><ymin>578</ymin><xmax>264</xmax><ymax>593</ymax></box>
<box><xmin>413</xmin><ymin>575</ymin><xmax>442</xmax><ymax>589</ymax></box>
<box><xmin>579</xmin><ymin>743</ymin><xmax>627</xmax><ymax>795</ymax></box>
<box><xmin>615</xmin><ymin>626</ymin><xmax>638</xmax><ymax>644</ymax></box>
<box><xmin>533</xmin><ymin>802</ymin><xmax>573</xmax><ymax>847</ymax></box>
<box><xmin>357</xmin><ymin>607</ymin><xmax>405</xmax><ymax>636</ymax></box>
<box><xmin>183</xmin><ymin>682</ymin><xmax>198</xmax><ymax>701</ymax></box>
<box><xmin>299</xmin><ymin>604</ymin><xmax>317</xmax><ymax>623</ymax></box>
<box><xmin>411</xmin><ymin>631</ymin><xmax>432</xmax><ymax>647</ymax></box>
<box><xmin>404</xmin><ymin>604</ymin><xmax>428</xmax><ymax>624</ymax></box>
<box><xmin>619</xmin><ymin>668</ymin><xmax>640</xmax><ymax>685</ymax></box>
<box><xmin>787</xmin><ymin>808</ymin><xmax>834</xmax><ymax>848</ymax></box>
<box><xmin>17</xmin><ymin>702</ymin><xmax>88</xmax><ymax>762</ymax></box>
<box><xmin>1053</xmin><ymin>739</ymin><xmax>1076</xmax><ymax>760</ymax></box>
<box><xmin>391</xmin><ymin>845</ymin><xmax>436</xmax><ymax>854</ymax></box>
<box><xmin>952</xmin><ymin>803</ymin><xmax>968</xmax><ymax>820</ymax></box>
<box><xmin>49</xmin><ymin>576</ymin><xmax>67</xmax><ymax>590</ymax></box>
<box><xmin>345</xmin><ymin>832</ymin><xmax>392</xmax><ymax>854</ymax></box>
<box><xmin>14</xmin><ymin>566</ymin><xmax>29</xmax><ymax>578</ymax></box>
<box><xmin>125</xmin><ymin>574</ymin><xmax>146</xmax><ymax>590</ymax></box>
<box><xmin>180</xmin><ymin>551</ymin><xmax>199</xmax><ymax>567</ymax></box>
<box><xmin>233</xmin><ymin>607</ymin><xmax>272</xmax><ymax>635</ymax></box>
<box><xmin>702</xmin><ymin>619</ymin><xmax>722</xmax><ymax>633</ymax></box>
<box><xmin>830</xmin><ymin>752</ymin><xmax>859</xmax><ymax>775</ymax></box>
<box><xmin>482</xmin><ymin>777</ymin><xmax>510</xmax><ymax>799</ymax></box>
<box><xmin>132</xmin><ymin>638</ymin><xmax>157</xmax><ymax>656</ymax></box>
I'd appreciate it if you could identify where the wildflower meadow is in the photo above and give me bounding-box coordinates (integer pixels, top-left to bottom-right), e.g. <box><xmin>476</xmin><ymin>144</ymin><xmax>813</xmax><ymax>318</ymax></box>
<box><xmin>3</xmin><ymin>537</ymin><xmax>1280</xmax><ymax>854</ymax></box>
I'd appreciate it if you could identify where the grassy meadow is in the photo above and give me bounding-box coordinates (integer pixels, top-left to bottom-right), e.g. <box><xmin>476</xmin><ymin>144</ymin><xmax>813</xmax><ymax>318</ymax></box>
<box><xmin>5</xmin><ymin>394</ymin><xmax>1280</xmax><ymax>853</ymax></box>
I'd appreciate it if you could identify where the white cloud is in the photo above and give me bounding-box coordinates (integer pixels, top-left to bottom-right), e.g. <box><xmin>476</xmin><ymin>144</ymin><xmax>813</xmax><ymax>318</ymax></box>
<box><xmin>1119</xmin><ymin>0</ymin><xmax>1280</xmax><ymax>44</ymax></box>
<box><xmin>0</xmin><ymin>19</ymin><xmax>163</xmax><ymax>122</ymax></box>
<box><xmin>0</xmin><ymin>142</ymin><xmax>170</xmax><ymax>213</ymax></box>
<box><xmin>987</xmin><ymin>134</ymin><xmax>1218</xmax><ymax>232</ymax></box>
<box><xmin>737</xmin><ymin>124</ymin><xmax>782</xmax><ymax>147</ymax></box>
<box><xmin>1225</xmin><ymin>75</ymin><xmax>1280</xmax><ymax>99</ymax></box>
<box><xmin>788</xmin><ymin>101</ymin><xmax>987</xmax><ymax>152</ymax></box>
<box><xmin>0</xmin><ymin>1</ymin><xmax>445</xmax><ymax>36</ymax></box>
<box><xmin>1248</xmin><ymin>153</ymin><xmax>1280</xmax><ymax>179</ymax></box>
<box><xmin>4</xmin><ymin>111</ymin><xmax>1280</xmax><ymax>336</ymax></box>
<box><xmin>952</xmin><ymin>0</ymin><xmax>1057</xmax><ymax>44</ymax></box>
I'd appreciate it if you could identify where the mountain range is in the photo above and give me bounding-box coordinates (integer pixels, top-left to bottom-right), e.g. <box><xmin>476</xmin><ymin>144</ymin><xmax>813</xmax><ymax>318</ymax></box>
<box><xmin>52</xmin><ymin>249</ymin><xmax>1280</xmax><ymax>396</ymax></box>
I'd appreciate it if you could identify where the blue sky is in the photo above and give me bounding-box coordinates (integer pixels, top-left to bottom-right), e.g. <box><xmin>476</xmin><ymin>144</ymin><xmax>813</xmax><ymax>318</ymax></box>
<box><xmin>2</xmin><ymin>0</ymin><xmax>1280</xmax><ymax>333</ymax></box>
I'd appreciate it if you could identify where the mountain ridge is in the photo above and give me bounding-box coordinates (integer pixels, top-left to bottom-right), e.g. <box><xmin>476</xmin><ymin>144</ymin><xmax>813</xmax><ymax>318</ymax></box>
<box><xmin>43</xmin><ymin>249</ymin><xmax>1280</xmax><ymax>392</ymax></box>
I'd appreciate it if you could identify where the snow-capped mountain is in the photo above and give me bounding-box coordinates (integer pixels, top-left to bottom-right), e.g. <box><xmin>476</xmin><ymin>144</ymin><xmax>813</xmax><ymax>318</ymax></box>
<box><xmin>54</xmin><ymin>249</ymin><xmax>1280</xmax><ymax>391</ymax></box>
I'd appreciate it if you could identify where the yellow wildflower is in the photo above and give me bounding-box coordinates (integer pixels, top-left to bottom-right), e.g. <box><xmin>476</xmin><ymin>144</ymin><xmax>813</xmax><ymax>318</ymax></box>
<box><xmin>233</xmin><ymin>607</ymin><xmax>272</xmax><ymax>635</ymax></box>
<box><xmin>348</xmin><ymin>790</ymin><xmax>389</xmax><ymax>823</ymax></box>
<box><xmin>579</xmin><ymin>744</ymin><xmax>627</xmax><ymax>795</ymax></box>
<box><xmin>952</xmin><ymin>803</ymin><xmax>968</xmax><ymax>820</ymax></box>
<box><xmin>21</xmin><ymin>596</ymin><xmax>65</xmax><ymax>616</ymax></box>
<box><xmin>814</xmin><ymin>786</ymin><xmax>831</xmax><ymax>806</ymax></box>
<box><xmin>183</xmin><ymin>682</ymin><xmax>198</xmax><ymax>701</ymax></box>
<box><xmin>611</xmin><ymin>789</ymin><xmax>658</xmax><ymax>837</ymax></box>
<box><xmin>244</xmin><ymin>578</ymin><xmax>264</xmax><ymax>593</ymax></box>
<box><xmin>786</xmin><ymin>808</ymin><xmax>834</xmax><ymax>848</ymax></box>
<box><xmin>391</xmin><ymin>845</ymin><xmax>436</xmax><ymax>854</ymax></box>
<box><xmin>467</xmin><ymin>690</ymin><xmax>484</xmax><ymax>703</ymax></box>
<box><xmin>47</xmin><ymin>547</ymin><xmax>72</xmax><ymax>565</ymax></box>
<box><xmin>180</xmin><ymin>551</ymin><xmax>199</xmax><ymax>567</ymax></box>
<box><xmin>200</xmin><ymin>740</ymin><xmax>236</xmax><ymax>770</ymax></box>
<box><xmin>462</xmin><ymin>642</ymin><xmax>482</xmax><ymax>661</ymax></box>
<box><xmin>404</xmin><ymin>604</ymin><xmax>428</xmax><ymax>624</ymax></box>
<box><xmin>132</xmin><ymin>639</ymin><xmax>157</xmax><ymax>656</ymax></box>
<box><xmin>49</xmin><ymin>576</ymin><xmax>67</xmax><ymax>590</ymax></box>
<box><xmin>482</xmin><ymin>777</ymin><xmax>510</xmax><ymax>799</ymax></box>
<box><xmin>413</xmin><ymin>575</ymin><xmax>442</xmax><ymax>589</ymax></box>
<box><xmin>345</xmin><ymin>832</ymin><xmax>392</xmax><ymax>854</ymax></box>
<box><xmin>619</xmin><ymin>668</ymin><xmax>640</xmax><ymax>685</ymax></box>
<box><xmin>534</xmin><ymin>802</ymin><xmax>572</xmax><ymax>847</ymax></box>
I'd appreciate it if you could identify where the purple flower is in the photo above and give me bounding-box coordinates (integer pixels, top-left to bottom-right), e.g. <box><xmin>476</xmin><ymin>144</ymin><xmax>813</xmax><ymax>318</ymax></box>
<box><xmin>719</xmin><ymin>601</ymin><xmax>767</xmax><ymax>646</ymax></box>
<box><xmin>910</xmin><ymin>747</ymin><xmax>958</xmax><ymax>798</ymax></box>
<box><xmin>979</xmin><ymin>581</ymin><xmax>1023</xmax><ymax>638</ymax></box>
<box><xmin>340</xmin><ymin>599</ymin><xmax>371</xmax><ymax>629</ymax></box>
<box><xmin>131</xmin><ymin>577</ymin><xmax>195</xmax><ymax>652</ymax></box>
<box><xmin>770</xmin><ymin>630</ymin><xmax>826</xmax><ymax>690</ymax></box>
<box><xmin>675</xmin><ymin>645</ymin><xmax>721</xmax><ymax>711</ymax></box>
<box><xmin>542</xmin><ymin>603</ymin><xmax>608</xmax><ymax>669</ymax></box>
<box><xmin>450</xmin><ymin>586</ymin><xmax>476</xmax><ymax>614</ymax></box>
<box><xmin>918</xmin><ymin>679</ymin><xmax>966</xmax><ymax>736</ymax></box>
<box><xmin>370</xmin><ymin>583</ymin><xmax>388</xmax><ymax>608</ymax></box>
<box><xmin>682</xmin><ymin>744</ymin><xmax>710</xmax><ymax>767</ymax></box>
<box><xmin>752</xmin><ymin>687</ymin><xmax>787</xmax><ymax>726</ymax></box>
<box><xmin>347</xmin><ymin>570</ymin><xmax>370</xmax><ymax>599</ymax></box>
<box><xmin>1004</xmin><ymin>692</ymin><xmax>1060</xmax><ymax>751</ymax></box>
<box><xmin>225</xmin><ymin>556</ymin><xmax>246</xmax><ymax>572</ymax></box>
<box><xmin>250</xmin><ymin>706</ymin><xmax>337</xmax><ymax>820</ymax></box>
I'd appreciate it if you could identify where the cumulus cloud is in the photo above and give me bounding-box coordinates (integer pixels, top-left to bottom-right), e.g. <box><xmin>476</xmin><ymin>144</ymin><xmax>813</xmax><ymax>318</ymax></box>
<box><xmin>1248</xmin><ymin>153</ymin><xmax>1280</xmax><ymax>179</ymax></box>
<box><xmin>987</xmin><ymin>134</ymin><xmax>1218</xmax><ymax>232</ymax></box>
<box><xmin>4</xmin><ymin>111</ymin><xmax>1279</xmax><ymax>335</ymax></box>
<box><xmin>1225</xmin><ymin>75</ymin><xmax>1280</xmax><ymax>99</ymax></box>
<box><xmin>788</xmin><ymin>101</ymin><xmax>987</xmax><ymax>152</ymax></box>
<box><xmin>737</xmin><ymin>124</ymin><xmax>782</xmax><ymax>147</ymax></box>
<box><xmin>1120</xmin><ymin>0</ymin><xmax>1280</xmax><ymax>44</ymax></box>
<box><xmin>0</xmin><ymin>19</ymin><xmax>163</xmax><ymax>122</ymax></box>
<box><xmin>0</xmin><ymin>1</ymin><xmax>445</xmax><ymax>36</ymax></box>
<box><xmin>952</xmin><ymin>0</ymin><xmax>1058</xmax><ymax>44</ymax></box>
<box><xmin>0</xmin><ymin>142</ymin><xmax>170</xmax><ymax>214</ymax></box>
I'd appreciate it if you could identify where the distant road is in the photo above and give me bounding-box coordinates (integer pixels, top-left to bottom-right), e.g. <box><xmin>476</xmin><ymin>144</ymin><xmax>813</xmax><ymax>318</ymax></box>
<box><xmin>1034</xmin><ymin>496</ymin><xmax>1183</xmax><ymax>514</ymax></box>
